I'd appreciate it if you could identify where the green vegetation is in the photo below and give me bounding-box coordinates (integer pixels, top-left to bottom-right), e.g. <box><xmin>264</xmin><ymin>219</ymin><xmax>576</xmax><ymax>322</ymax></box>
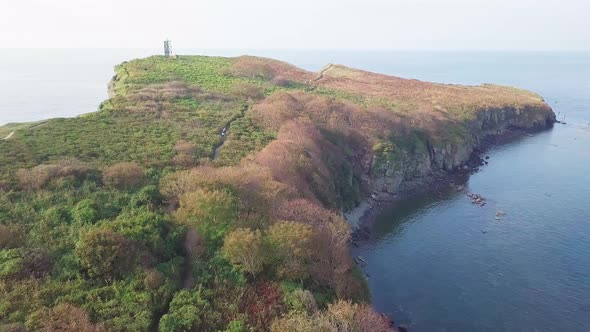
<box><xmin>0</xmin><ymin>54</ymin><xmax>553</xmax><ymax>331</ymax></box>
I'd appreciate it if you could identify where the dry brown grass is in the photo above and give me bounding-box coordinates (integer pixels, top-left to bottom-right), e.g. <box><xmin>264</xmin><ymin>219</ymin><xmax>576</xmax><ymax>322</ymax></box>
<box><xmin>228</xmin><ymin>56</ymin><xmax>314</xmax><ymax>82</ymax></box>
<box><xmin>238</xmin><ymin>57</ymin><xmax>551</xmax><ymax>138</ymax></box>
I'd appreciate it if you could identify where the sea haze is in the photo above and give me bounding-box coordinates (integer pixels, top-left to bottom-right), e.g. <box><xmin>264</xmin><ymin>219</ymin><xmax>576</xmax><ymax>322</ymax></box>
<box><xmin>1</xmin><ymin>49</ymin><xmax>589</xmax><ymax>332</ymax></box>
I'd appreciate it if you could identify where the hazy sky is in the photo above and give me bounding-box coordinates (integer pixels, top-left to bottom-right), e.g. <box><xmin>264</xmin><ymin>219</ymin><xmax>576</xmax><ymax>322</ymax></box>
<box><xmin>3</xmin><ymin>0</ymin><xmax>589</xmax><ymax>50</ymax></box>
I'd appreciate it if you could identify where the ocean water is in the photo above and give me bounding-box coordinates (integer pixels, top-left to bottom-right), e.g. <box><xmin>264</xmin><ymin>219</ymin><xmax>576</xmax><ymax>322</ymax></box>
<box><xmin>1</xmin><ymin>49</ymin><xmax>589</xmax><ymax>331</ymax></box>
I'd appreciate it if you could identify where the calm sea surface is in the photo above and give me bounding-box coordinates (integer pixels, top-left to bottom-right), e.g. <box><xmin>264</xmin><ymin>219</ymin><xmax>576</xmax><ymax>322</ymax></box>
<box><xmin>1</xmin><ymin>49</ymin><xmax>589</xmax><ymax>331</ymax></box>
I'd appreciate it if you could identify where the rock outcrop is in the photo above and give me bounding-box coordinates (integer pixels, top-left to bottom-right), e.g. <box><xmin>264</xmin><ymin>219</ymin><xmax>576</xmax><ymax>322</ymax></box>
<box><xmin>371</xmin><ymin>105</ymin><xmax>555</xmax><ymax>195</ymax></box>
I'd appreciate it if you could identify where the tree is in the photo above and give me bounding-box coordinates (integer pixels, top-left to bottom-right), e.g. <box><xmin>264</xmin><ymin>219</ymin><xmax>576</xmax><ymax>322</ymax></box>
<box><xmin>106</xmin><ymin>207</ymin><xmax>168</xmax><ymax>256</ymax></box>
<box><xmin>174</xmin><ymin>189</ymin><xmax>238</xmax><ymax>243</ymax></box>
<box><xmin>243</xmin><ymin>282</ymin><xmax>286</xmax><ymax>331</ymax></box>
<box><xmin>222</xmin><ymin>228</ymin><xmax>266</xmax><ymax>276</ymax></box>
<box><xmin>158</xmin><ymin>289</ymin><xmax>215</xmax><ymax>332</ymax></box>
<box><xmin>267</xmin><ymin>221</ymin><xmax>313</xmax><ymax>280</ymax></box>
<box><xmin>76</xmin><ymin>229</ymin><xmax>132</xmax><ymax>281</ymax></box>
<box><xmin>102</xmin><ymin>162</ymin><xmax>145</xmax><ymax>189</ymax></box>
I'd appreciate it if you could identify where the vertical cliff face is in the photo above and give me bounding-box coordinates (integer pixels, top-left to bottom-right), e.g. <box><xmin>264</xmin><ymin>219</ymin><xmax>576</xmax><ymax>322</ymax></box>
<box><xmin>370</xmin><ymin>104</ymin><xmax>555</xmax><ymax>194</ymax></box>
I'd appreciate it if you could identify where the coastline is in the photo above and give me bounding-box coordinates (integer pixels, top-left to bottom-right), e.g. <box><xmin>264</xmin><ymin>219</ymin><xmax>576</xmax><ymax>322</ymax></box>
<box><xmin>346</xmin><ymin>125</ymin><xmax>555</xmax><ymax>239</ymax></box>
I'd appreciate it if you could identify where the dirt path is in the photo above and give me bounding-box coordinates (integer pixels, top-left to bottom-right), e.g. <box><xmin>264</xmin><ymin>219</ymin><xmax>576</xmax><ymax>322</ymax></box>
<box><xmin>3</xmin><ymin>131</ymin><xmax>14</xmax><ymax>140</ymax></box>
<box><xmin>313</xmin><ymin>64</ymin><xmax>334</xmax><ymax>83</ymax></box>
<box><xmin>182</xmin><ymin>229</ymin><xmax>199</xmax><ymax>289</ymax></box>
<box><xmin>211</xmin><ymin>105</ymin><xmax>249</xmax><ymax>160</ymax></box>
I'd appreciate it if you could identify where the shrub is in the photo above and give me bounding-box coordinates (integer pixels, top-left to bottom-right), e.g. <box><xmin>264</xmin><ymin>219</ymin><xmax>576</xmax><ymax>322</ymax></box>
<box><xmin>274</xmin><ymin>198</ymin><xmax>339</xmax><ymax>225</ymax></box>
<box><xmin>20</xmin><ymin>248</ymin><xmax>54</xmax><ymax>279</ymax></box>
<box><xmin>76</xmin><ymin>229</ymin><xmax>133</xmax><ymax>281</ymax></box>
<box><xmin>267</xmin><ymin>221</ymin><xmax>313</xmax><ymax>280</ymax></box>
<box><xmin>173</xmin><ymin>139</ymin><xmax>196</xmax><ymax>153</ymax></box>
<box><xmin>174</xmin><ymin>189</ymin><xmax>238</xmax><ymax>243</ymax></box>
<box><xmin>131</xmin><ymin>184</ymin><xmax>161</xmax><ymax>207</ymax></box>
<box><xmin>0</xmin><ymin>224</ymin><xmax>24</xmax><ymax>249</ymax></box>
<box><xmin>222</xmin><ymin>228</ymin><xmax>266</xmax><ymax>276</ymax></box>
<box><xmin>285</xmin><ymin>289</ymin><xmax>318</xmax><ymax>314</ymax></box>
<box><xmin>326</xmin><ymin>300</ymin><xmax>394</xmax><ymax>332</ymax></box>
<box><xmin>158</xmin><ymin>289</ymin><xmax>215</xmax><ymax>332</ymax></box>
<box><xmin>38</xmin><ymin>303</ymin><xmax>102</xmax><ymax>332</ymax></box>
<box><xmin>270</xmin><ymin>312</ymin><xmax>333</xmax><ymax>332</ymax></box>
<box><xmin>144</xmin><ymin>269</ymin><xmax>165</xmax><ymax>290</ymax></box>
<box><xmin>0</xmin><ymin>248</ymin><xmax>53</xmax><ymax>280</ymax></box>
<box><xmin>232</xmin><ymin>82</ymin><xmax>264</xmax><ymax>100</ymax></box>
<box><xmin>71</xmin><ymin>199</ymin><xmax>98</xmax><ymax>224</ymax></box>
<box><xmin>271</xmin><ymin>300</ymin><xmax>394</xmax><ymax>332</ymax></box>
<box><xmin>172</xmin><ymin>153</ymin><xmax>195</xmax><ymax>167</ymax></box>
<box><xmin>229</xmin><ymin>57</ymin><xmax>277</xmax><ymax>80</ymax></box>
<box><xmin>309</xmin><ymin>219</ymin><xmax>366</xmax><ymax>300</ymax></box>
<box><xmin>15</xmin><ymin>159</ymin><xmax>90</xmax><ymax>190</ymax></box>
<box><xmin>102</xmin><ymin>162</ymin><xmax>145</xmax><ymax>189</ymax></box>
<box><xmin>222</xmin><ymin>320</ymin><xmax>247</xmax><ymax>332</ymax></box>
<box><xmin>243</xmin><ymin>282</ymin><xmax>285</xmax><ymax>331</ymax></box>
<box><xmin>105</xmin><ymin>207</ymin><xmax>169</xmax><ymax>257</ymax></box>
<box><xmin>0</xmin><ymin>323</ymin><xmax>27</xmax><ymax>332</ymax></box>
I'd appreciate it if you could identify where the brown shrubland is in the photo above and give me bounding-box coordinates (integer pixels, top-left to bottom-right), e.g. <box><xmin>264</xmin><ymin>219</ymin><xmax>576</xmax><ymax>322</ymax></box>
<box><xmin>102</xmin><ymin>162</ymin><xmax>145</xmax><ymax>189</ymax></box>
<box><xmin>16</xmin><ymin>158</ymin><xmax>89</xmax><ymax>190</ymax></box>
<box><xmin>39</xmin><ymin>303</ymin><xmax>103</xmax><ymax>332</ymax></box>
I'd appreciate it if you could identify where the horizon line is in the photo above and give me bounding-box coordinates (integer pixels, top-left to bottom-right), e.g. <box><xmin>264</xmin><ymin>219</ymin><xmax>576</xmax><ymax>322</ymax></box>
<box><xmin>1</xmin><ymin>47</ymin><xmax>590</xmax><ymax>53</ymax></box>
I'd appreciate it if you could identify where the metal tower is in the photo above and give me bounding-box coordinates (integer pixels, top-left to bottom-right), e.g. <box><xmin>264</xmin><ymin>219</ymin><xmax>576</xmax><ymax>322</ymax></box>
<box><xmin>164</xmin><ymin>39</ymin><xmax>172</xmax><ymax>57</ymax></box>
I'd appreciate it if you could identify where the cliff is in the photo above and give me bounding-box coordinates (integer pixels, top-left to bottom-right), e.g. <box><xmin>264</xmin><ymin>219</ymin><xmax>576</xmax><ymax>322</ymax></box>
<box><xmin>371</xmin><ymin>104</ymin><xmax>554</xmax><ymax>195</ymax></box>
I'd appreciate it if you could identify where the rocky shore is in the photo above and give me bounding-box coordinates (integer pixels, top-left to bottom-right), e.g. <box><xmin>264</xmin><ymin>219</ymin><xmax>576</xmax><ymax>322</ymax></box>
<box><xmin>346</xmin><ymin>123</ymin><xmax>555</xmax><ymax>240</ymax></box>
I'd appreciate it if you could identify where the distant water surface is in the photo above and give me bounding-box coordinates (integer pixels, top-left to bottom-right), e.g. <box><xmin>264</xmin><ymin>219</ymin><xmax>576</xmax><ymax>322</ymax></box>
<box><xmin>1</xmin><ymin>49</ymin><xmax>589</xmax><ymax>332</ymax></box>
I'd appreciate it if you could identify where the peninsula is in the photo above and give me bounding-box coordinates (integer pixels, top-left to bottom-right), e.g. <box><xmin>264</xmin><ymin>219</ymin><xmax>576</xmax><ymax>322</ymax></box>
<box><xmin>0</xmin><ymin>55</ymin><xmax>555</xmax><ymax>331</ymax></box>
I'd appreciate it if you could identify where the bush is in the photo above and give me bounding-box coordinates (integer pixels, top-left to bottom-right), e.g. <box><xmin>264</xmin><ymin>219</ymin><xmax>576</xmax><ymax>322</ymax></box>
<box><xmin>267</xmin><ymin>221</ymin><xmax>313</xmax><ymax>280</ymax></box>
<box><xmin>102</xmin><ymin>162</ymin><xmax>145</xmax><ymax>189</ymax></box>
<box><xmin>222</xmin><ymin>320</ymin><xmax>247</xmax><ymax>332</ymax></box>
<box><xmin>232</xmin><ymin>82</ymin><xmax>264</xmax><ymax>101</ymax></box>
<box><xmin>271</xmin><ymin>300</ymin><xmax>394</xmax><ymax>332</ymax></box>
<box><xmin>285</xmin><ymin>289</ymin><xmax>318</xmax><ymax>314</ymax></box>
<box><xmin>327</xmin><ymin>300</ymin><xmax>394</xmax><ymax>332</ymax></box>
<box><xmin>174</xmin><ymin>189</ymin><xmax>238</xmax><ymax>243</ymax></box>
<box><xmin>0</xmin><ymin>248</ymin><xmax>53</xmax><ymax>280</ymax></box>
<box><xmin>229</xmin><ymin>57</ymin><xmax>277</xmax><ymax>80</ymax></box>
<box><xmin>172</xmin><ymin>153</ymin><xmax>195</xmax><ymax>167</ymax></box>
<box><xmin>105</xmin><ymin>207</ymin><xmax>169</xmax><ymax>256</ymax></box>
<box><xmin>270</xmin><ymin>312</ymin><xmax>333</xmax><ymax>332</ymax></box>
<box><xmin>15</xmin><ymin>159</ymin><xmax>90</xmax><ymax>190</ymax></box>
<box><xmin>222</xmin><ymin>228</ymin><xmax>266</xmax><ymax>276</ymax></box>
<box><xmin>38</xmin><ymin>303</ymin><xmax>102</xmax><ymax>332</ymax></box>
<box><xmin>243</xmin><ymin>282</ymin><xmax>285</xmax><ymax>331</ymax></box>
<box><xmin>76</xmin><ymin>229</ymin><xmax>133</xmax><ymax>281</ymax></box>
<box><xmin>71</xmin><ymin>199</ymin><xmax>98</xmax><ymax>225</ymax></box>
<box><xmin>158</xmin><ymin>289</ymin><xmax>215</xmax><ymax>332</ymax></box>
<box><xmin>0</xmin><ymin>224</ymin><xmax>24</xmax><ymax>249</ymax></box>
<box><xmin>144</xmin><ymin>269</ymin><xmax>165</xmax><ymax>290</ymax></box>
<box><xmin>173</xmin><ymin>140</ymin><xmax>197</xmax><ymax>155</ymax></box>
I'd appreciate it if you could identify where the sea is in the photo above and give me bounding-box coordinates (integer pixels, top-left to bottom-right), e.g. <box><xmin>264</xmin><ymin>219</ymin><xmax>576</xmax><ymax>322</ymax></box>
<box><xmin>1</xmin><ymin>49</ymin><xmax>589</xmax><ymax>332</ymax></box>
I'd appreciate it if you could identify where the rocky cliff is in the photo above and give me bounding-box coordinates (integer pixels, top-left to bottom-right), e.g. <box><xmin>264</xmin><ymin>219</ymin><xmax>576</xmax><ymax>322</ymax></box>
<box><xmin>371</xmin><ymin>104</ymin><xmax>555</xmax><ymax>196</ymax></box>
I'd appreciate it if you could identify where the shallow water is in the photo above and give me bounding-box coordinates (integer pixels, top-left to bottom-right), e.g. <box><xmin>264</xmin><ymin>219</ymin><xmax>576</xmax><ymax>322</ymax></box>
<box><xmin>1</xmin><ymin>49</ymin><xmax>589</xmax><ymax>331</ymax></box>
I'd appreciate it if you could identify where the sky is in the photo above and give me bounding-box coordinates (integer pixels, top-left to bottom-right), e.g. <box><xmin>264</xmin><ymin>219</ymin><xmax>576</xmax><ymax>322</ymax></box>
<box><xmin>2</xmin><ymin>0</ymin><xmax>589</xmax><ymax>50</ymax></box>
